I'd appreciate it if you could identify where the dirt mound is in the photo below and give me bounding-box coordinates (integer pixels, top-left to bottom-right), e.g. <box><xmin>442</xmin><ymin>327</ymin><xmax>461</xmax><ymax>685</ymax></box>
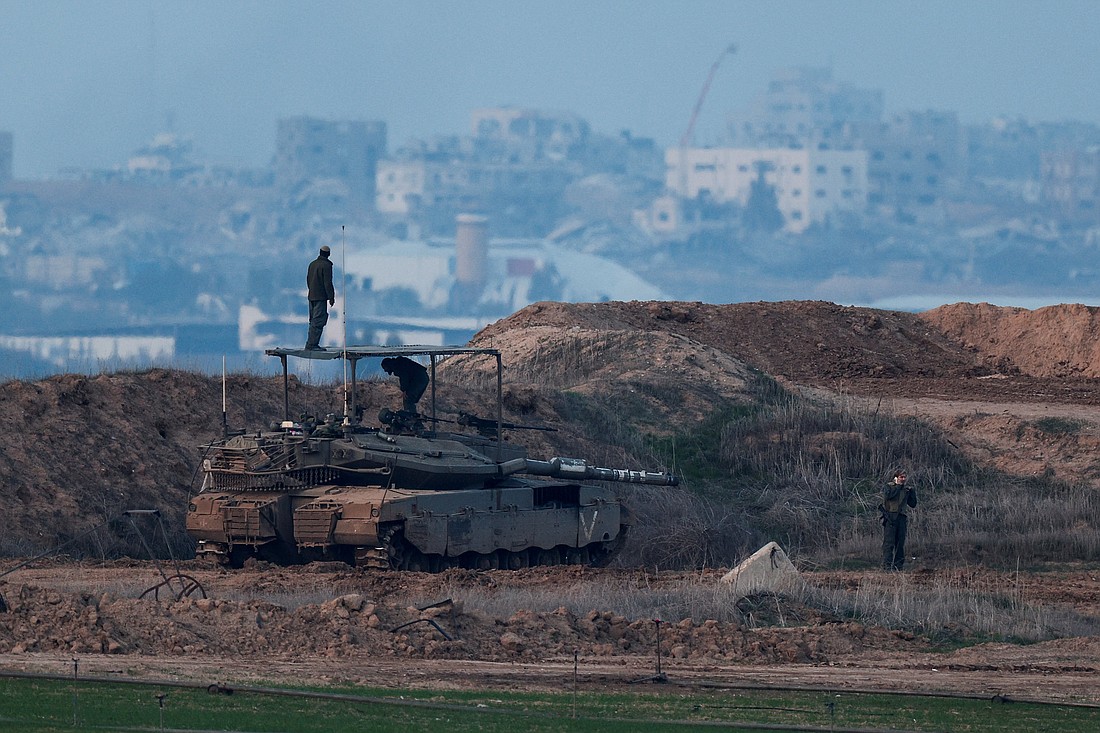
<box><xmin>477</xmin><ymin>300</ymin><xmax>1100</xmax><ymax>406</ymax></box>
<box><xmin>469</xmin><ymin>299</ymin><xmax>1100</xmax><ymax>486</ymax></box>
<box><xmin>455</xmin><ymin>307</ymin><xmax>756</xmax><ymax>430</ymax></box>
<box><xmin>476</xmin><ymin>300</ymin><xmax>987</xmax><ymax>384</ymax></box>
<box><xmin>0</xmin><ymin>370</ymin><xmax>354</xmax><ymax>556</ymax></box>
<box><xmin>921</xmin><ymin>302</ymin><xmax>1100</xmax><ymax>379</ymax></box>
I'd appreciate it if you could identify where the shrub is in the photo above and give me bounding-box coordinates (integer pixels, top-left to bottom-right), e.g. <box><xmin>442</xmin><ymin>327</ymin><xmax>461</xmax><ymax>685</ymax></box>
<box><xmin>1030</xmin><ymin>416</ymin><xmax>1085</xmax><ymax>435</ymax></box>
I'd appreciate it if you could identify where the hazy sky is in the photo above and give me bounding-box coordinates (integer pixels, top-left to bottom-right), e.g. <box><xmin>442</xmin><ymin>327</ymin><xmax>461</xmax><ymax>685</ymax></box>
<box><xmin>2</xmin><ymin>0</ymin><xmax>1099</xmax><ymax>178</ymax></box>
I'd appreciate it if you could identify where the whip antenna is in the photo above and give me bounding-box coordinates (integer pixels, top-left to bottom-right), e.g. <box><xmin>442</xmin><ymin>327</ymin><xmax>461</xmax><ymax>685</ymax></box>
<box><xmin>221</xmin><ymin>354</ymin><xmax>228</xmax><ymax>437</ymax></box>
<box><xmin>341</xmin><ymin>225</ymin><xmax>350</xmax><ymax>425</ymax></box>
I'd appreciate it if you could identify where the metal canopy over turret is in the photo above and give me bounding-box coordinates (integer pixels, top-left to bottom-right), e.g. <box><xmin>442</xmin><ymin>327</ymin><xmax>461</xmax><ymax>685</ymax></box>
<box><xmin>265</xmin><ymin>345</ymin><xmax>499</xmax><ymax>360</ymax></box>
<box><xmin>265</xmin><ymin>344</ymin><xmax>504</xmax><ymax>452</ymax></box>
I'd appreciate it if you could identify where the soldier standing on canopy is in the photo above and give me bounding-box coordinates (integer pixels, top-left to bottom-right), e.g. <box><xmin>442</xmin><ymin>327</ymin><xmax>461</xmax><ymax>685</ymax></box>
<box><xmin>304</xmin><ymin>245</ymin><xmax>335</xmax><ymax>351</ymax></box>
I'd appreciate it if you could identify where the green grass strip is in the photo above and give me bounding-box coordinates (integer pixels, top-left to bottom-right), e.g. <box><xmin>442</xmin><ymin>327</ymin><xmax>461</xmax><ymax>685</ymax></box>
<box><xmin>0</xmin><ymin>672</ymin><xmax>1098</xmax><ymax>732</ymax></box>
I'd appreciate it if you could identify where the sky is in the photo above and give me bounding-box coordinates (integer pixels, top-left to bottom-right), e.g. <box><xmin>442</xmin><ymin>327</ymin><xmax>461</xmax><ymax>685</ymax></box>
<box><xmin>2</xmin><ymin>0</ymin><xmax>1099</xmax><ymax>179</ymax></box>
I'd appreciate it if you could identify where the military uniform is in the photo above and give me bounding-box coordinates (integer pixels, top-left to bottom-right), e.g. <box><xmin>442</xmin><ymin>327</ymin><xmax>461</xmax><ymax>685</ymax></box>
<box><xmin>881</xmin><ymin>475</ymin><xmax>917</xmax><ymax>570</ymax></box>
<box><xmin>381</xmin><ymin>356</ymin><xmax>429</xmax><ymax>413</ymax></box>
<box><xmin>304</xmin><ymin>247</ymin><xmax>335</xmax><ymax>350</ymax></box>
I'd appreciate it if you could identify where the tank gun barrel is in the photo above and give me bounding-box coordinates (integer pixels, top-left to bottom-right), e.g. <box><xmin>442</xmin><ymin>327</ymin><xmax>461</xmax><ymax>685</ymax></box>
<box><xmin>502</xmin><ymin>457</ymin><xmax>679</xmax><ymax>486</ymax></box>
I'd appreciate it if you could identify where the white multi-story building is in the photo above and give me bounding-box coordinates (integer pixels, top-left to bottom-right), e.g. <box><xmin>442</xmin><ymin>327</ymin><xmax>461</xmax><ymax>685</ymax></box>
<box><xmin>665</xmin><ymin>147</ymin><xmax>868</xmax><ymax>233</ymax></box>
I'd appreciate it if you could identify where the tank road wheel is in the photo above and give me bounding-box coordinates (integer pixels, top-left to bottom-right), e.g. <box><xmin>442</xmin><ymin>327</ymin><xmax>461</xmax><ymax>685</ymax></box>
<box><xmin>474</xmin><ymin>551</ymin><xmax>501</xmax><ymax>570</ymax></box>
<box><xmin>533</xmin><ymin>548</ymin><xmax>561</xmax><ymax>567</ymax></box>
<box><xmin>565</xmin><ymin>547</ymin><xmax>590</xmax><ymax>566</ymax></box>
<box><xmin>402</xmin><ymin>551</ymin><xmax>429</xmax><ymax>573</ymax></box>
<box><xmin>505</xmin><ymin>551</ymin><xmax>529</xmax><ymax>570</ymax></box>
<box><xmin>588</xmin><ymin>531</ymin><xmax>628</xmax><ymax>568</ymax></box>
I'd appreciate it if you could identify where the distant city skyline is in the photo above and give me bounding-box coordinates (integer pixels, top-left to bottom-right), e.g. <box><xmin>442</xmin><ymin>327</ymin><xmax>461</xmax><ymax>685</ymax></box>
<box><xmin>2</xmin><ymin>0</ymin><xmax>1099</xmax><ymax>179</ymax></box>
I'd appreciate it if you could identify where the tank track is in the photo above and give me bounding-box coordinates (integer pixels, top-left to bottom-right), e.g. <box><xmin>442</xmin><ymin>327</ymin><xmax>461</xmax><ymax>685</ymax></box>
<box><xmin>361</xmin><ymin>523</ymin><xmax>626</xmax><ymax>572</ymax></box>
<box><xmin>198</xmin><ymin>526</ymin><xmax>628</xmax><ymax>572</ymax></box>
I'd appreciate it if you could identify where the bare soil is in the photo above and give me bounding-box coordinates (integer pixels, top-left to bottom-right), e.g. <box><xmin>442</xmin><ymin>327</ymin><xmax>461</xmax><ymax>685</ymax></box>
<box><xmin>4</xmin><ymin>299</ymin><xmax>1100</xmax><ymax>702</ymax></box>
<box><xmin>3</xmin><ymin>562</ymin><xmax>1100</xmax><ymax>703</ymax></box>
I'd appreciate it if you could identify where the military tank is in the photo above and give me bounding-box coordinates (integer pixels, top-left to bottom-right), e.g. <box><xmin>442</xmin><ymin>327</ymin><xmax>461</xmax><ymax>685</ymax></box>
<box><xmin>186</xmin><ymin>345</ymin><xmax>679</xmax><ymax>570</ymax></box>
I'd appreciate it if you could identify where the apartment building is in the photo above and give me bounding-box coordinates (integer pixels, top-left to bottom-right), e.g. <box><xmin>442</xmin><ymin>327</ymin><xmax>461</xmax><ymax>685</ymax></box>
<box><xmin>726</xmin><ymin>67</ymin><xmax>883</xmax><ymax>150</ymax></box>
<box><xmin>375</xmin><ymin>156</ymin><xmax>573</xmax><ymax>236</ymax></box>
<box><xmin>470</xmin><ymin>107</ymin><xmax>589</xmax><ymax>162</ymax></box>
<box><xmin>665</xmin><ymin>147</ymin><xmax>867</xmax><ymax>232</ymax></box>
<box><xmin>850</xmin><ymin>110</ymin><xmax>964</xmax><ymax>224</ymax></box>
<box><xmin>1041</xmin><ymin>148</ymin><xmax>1100</xmax><ymax>224</ymax></box>
<box><xmin>274</xmin><ymin>117</ymin><xmax>387</xmax><ymax>206</ymax></box>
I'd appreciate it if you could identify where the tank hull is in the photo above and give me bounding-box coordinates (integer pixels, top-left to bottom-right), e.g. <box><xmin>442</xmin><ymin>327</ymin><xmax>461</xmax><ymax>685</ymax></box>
<box><xmin>186</xmin><ymin>479</ymin><xmax>627</xmax><ymax>570</ymax></box>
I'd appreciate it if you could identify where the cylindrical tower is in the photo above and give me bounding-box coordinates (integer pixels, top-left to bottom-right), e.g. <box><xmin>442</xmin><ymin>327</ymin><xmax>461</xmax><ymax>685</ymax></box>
<box><xmin>454</xmin><ymin>213</ymin><xmax>489</xmax><ymax>289</ymax></box>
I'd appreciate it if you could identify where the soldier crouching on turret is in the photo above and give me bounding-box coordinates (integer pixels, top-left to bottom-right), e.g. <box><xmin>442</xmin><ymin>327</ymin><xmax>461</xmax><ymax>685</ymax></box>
<box><xmin>880</xmin><ymin>470</ymin><xmax>918</xmax><ymax>571</ymax></box>
<box><xmin>380</xmin><ymin>356</ymin><xmax>429</xmax><ymax>414</ymax></box>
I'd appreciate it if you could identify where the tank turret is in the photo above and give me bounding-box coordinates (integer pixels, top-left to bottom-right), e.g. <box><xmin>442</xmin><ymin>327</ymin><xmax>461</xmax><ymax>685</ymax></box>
<box><xmin>186</xmin><ymin>345</ymin><xmax>679</xmax><ymax>570</ymax></box>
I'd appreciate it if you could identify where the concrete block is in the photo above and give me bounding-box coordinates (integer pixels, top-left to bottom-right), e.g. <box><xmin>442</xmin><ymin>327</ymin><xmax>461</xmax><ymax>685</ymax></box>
<box><xmin>720</xmin><ymin>541</ymin><xmax>804</xmax><ymax>600</ymax></box>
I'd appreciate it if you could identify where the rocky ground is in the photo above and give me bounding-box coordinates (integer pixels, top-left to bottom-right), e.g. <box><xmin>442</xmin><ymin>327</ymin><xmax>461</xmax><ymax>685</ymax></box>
<box><xmin>2</xmin><ymin>561</ymin><xmax>1100</xmax><ymax>703</ymax></box>
<box><xmin>4</xmin><ymin>299</ymin><xmax>1100</xmax><ymax>702</ymax></box>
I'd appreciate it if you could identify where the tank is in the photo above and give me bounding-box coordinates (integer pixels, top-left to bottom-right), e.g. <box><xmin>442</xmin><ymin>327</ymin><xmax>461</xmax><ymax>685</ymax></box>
<box><xmin>186</xmin><ymin>345</ymin><xmax>679</xmax><ymax>570</ymax></box>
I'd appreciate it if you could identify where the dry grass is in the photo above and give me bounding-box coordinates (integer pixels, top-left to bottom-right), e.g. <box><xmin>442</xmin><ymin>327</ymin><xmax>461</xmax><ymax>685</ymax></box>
<box><xmin>597</xmin><ymin>374</ymin><xmax>1100</xmax><ymax>572</ymax></box>
<box><xmin>804</xmin><ymin>573</ymin><xmax>1100</xmax><ymax>642</ymax></box>
<box><xmin>400</xmin><ymin>570</ymin><xmax>1100</xmax><ymax>644</ymax></box>
<box><xmin>411</xmin><ymin>571</ymin><xmax>746</xmax><ymax>624</ymax></box>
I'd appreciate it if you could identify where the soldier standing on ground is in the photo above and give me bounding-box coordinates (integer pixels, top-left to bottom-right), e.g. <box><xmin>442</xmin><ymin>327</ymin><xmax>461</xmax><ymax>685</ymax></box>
<box><xmin>881</xmin><ymin>470</ymin><xmax>918</xmax><ymax>571</ymax></box>
<box><xmin>380</xmin><ymin>356</ymin><xmax>429</xmax><ymax>413</ymax></box>
<box><xmin>304</xmin><ymin>245</ymin><xmax>335</xmax><ymax>350</ymax></box>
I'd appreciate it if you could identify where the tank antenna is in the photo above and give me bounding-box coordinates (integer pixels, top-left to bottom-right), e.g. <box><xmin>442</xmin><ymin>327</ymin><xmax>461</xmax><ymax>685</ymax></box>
<box><xmin>341</xmin><ymin>225</ymin><xmax>350</xmax><ymax>425</ymax></box>
<box><xmin>221</xmin><ymin>354</ymin><xmax>228</xmax><ymax>437</ymax></box>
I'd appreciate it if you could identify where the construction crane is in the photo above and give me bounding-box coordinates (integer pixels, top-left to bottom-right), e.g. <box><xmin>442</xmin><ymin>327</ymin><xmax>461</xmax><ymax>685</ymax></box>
<box><xmin>676</xmin><ymin>43</ymin><xmax>737</xmax><ymax>203</ymax></box>
<box><xmin>679</xmin><ymin>43</ymin><xmax>738</xmax><ymax>149</ymax></box>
